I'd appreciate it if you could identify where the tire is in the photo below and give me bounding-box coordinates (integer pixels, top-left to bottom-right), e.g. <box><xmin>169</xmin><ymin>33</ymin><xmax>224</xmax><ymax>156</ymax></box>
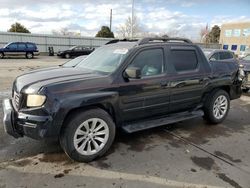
<box><xmin>65</xmin><ymin>53</ymin><xmax>71</xmax><ymax>59</ymax></box>
<box><xmin>26</xmin><ymin>52</ymin><xmax>33</xmax><ymax>59</ymax></box>
<box><xmin>60</xmin><ymin>108</ymin><xmax>116</xmax><ymax>162</ymax></box>
<box><xmin>0</xmin><ymin>52</ymin><xmax>4</xmax><ymax>59</ymax></box>
<box><xmin>203</xmin><ymin>89</ymin><xmax>230</xmax><ymax>124</ymax></box>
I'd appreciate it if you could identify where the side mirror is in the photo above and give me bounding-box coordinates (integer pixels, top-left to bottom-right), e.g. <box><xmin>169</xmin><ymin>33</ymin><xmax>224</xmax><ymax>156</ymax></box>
<box><xmin>124</xmin><ymin>67</ymin><xmax>141</xmax><ymax>79</ymax></box>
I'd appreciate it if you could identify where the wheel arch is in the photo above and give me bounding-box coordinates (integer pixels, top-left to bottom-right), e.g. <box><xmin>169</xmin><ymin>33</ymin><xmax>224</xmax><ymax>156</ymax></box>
<box><xmin>60</xmin><ymin>102</ymin><xmax>118</xmax><ymax>135</ymax></box>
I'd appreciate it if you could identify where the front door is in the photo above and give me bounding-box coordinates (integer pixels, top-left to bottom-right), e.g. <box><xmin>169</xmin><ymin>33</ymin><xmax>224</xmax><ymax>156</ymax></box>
<box><xmin>118</xmin><ymin>47</ymin><xmax>171</xmax><ymax>122</ymax></box>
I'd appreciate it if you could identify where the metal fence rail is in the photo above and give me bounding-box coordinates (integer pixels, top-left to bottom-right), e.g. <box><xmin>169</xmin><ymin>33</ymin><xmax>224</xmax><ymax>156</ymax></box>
<box><xmin>0</xmin><ymin>32</ymin><xmax>222</xmax><ymax>53</ymax></box>
<box><xmin>0</xmin><ymin>32</ymin><xmax>111</xmax><ymax>53</ymax></box>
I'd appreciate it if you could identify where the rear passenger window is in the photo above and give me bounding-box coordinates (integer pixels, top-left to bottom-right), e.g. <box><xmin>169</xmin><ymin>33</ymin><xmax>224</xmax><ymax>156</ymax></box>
<box><xmin>18</xmin><ymin>43</ymin><xmax>26</xmax><ymax>50</ymax></box>
<box><xmin>220</xmin><ymin>52</ymin><xmax>233</xmax><ymax>60</ymax></box>
<box><xmin>27</xmin><ymin>44</ymin><xmax>35</xmax><ymax>49</ymax></box>
<box><xmin>171</xmin><ymin>50</ymin><xmax>198</xmax><ymax>72</ymax></box>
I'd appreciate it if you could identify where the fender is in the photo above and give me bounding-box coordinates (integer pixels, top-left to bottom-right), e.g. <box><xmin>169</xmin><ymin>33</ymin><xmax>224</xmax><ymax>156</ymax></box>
<box><xmin>51</xmin><ymin>91</ymin><xmax>120</xmax><ymax>133</ymax></box>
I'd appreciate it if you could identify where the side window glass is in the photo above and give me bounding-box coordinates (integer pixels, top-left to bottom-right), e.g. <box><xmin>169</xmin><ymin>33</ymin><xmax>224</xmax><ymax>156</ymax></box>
<box><xmin>128</xmin><ymin>49</ymin><xmax>164</xmax><ymax>77</ymax></box>
<box><xmin>27</xmin><ymin>44</ymin><xmax>34</xmax><ymax>49</ymax></box>
<box><xmin>18</xmin><ymin>43</ymin><xmax>26</xmax><ymax>50</ymax></box>
<box><xmin>210</xmin><ymin>53</ymin><xmax>219</xmax><ymax>60</ymax></box>
<box><xmin>8</xmin><ymin>43</ymin><xmax>17</xmax><ymax>49</ymax></box>
<box><xmin>171</xmin><ymin>50</ymin><xmax>198</xmax><ymax>72</ymax></box>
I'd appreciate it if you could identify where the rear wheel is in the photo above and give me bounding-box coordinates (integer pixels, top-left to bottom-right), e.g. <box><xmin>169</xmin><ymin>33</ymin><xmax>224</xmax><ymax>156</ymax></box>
<box><xmin>60</xmin><ymin>108</ymin><xmax>116</xmax><ymax>162</ymax></box>
<box><xmin>26</xmin><ymin>52</ymin><xmax>33</xmax><ymax>59</ymax></box>
<box><xmin>0</xmin><ymin>52</ymin><xmax>4</xmax><ymax>59</ymax></box>
<box><xmin>65</xmin><ymin>53</ymin><xmax>71</xmax><ymax>59</ymax></box>
<box><xmin>203</xmin><ymin>90</ymin><xmax>230</xmax><ymax>124</ymax></box>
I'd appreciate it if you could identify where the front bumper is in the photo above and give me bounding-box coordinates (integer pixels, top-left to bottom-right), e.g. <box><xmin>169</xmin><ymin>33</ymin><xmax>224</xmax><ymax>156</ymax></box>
<box><xmin>2</xmin><ymin>99</ymin><xmax>55</xmax><ymax>139</ymax></box>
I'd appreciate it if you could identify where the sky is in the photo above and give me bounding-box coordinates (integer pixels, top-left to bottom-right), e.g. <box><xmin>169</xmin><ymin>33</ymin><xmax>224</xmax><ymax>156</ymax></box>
<box><xmin>0</xmin><ymin>0</ymin><xmax>250</xmax><ymax>41</ymax></box>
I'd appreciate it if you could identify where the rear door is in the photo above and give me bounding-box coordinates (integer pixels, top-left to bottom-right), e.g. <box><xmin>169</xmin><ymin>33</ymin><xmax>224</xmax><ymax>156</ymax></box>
<box><xmin>168</xmin><ymin>46</ymin><xmax>208</xmax><ymax>112</ymax></box>
<box><xmin>17</xmin><ymin>43</ymin><xmax>27</xmax><ymax>56</ymax></box>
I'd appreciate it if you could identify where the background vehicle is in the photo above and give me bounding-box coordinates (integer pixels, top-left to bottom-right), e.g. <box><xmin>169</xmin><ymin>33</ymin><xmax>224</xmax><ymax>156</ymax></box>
<box><xmin>3</xmin><ymin>38</ymin><xmax>242</xmax><ymax>162</ymax></box>
<box><xmin>57</xmin><ymin>46</ymin><xmax>95</xmax><ymax>58</ymax></box>
<box><xmin>202</xmin><ymin>49</ymin><xmax>236</xmax><ymax>61</ymax></box>
<box><xmin>239</xmin><ymin>54</ymin><xmax>250</xmax><ymax>92</ymax></box>
<box><xmin>0</xmin><ymin>42</ymin><xmax>39</xmax><ymax>59</ymax></box>
<box><xmin>239</xmin><ymin>48</ymin><xmax>250</xmax><ymax>59</ymax></box>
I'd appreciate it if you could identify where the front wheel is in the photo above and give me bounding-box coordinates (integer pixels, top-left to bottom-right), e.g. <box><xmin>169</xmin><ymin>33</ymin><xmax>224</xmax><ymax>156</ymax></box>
<box><xmin>0</xmin><ymin>52</ymin><xmax>4</xmax><ymax>59</ymax></box>
<box><xmin>203</xmin><ymin>90</ymin><xmax>230</xmax><ymax>124</ymax></box>
<box><xmin>60</xmin><ymin>108</ymin><xmax>116</xmax><ymax>162</ymax></box>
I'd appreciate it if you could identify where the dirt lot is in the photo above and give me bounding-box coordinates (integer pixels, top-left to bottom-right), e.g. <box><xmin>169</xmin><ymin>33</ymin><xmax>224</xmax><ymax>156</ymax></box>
<box><xmin>0</xmin><ymin>56</ymin><xmax>250</xmax><ymax>188</ymax></box>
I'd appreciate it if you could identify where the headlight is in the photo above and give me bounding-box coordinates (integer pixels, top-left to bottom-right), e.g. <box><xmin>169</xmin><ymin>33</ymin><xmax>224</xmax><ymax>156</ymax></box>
<box><xmin>26</xmin><ymin>94</ymin><xmax>46</xmax><ymax>107</ymax></box>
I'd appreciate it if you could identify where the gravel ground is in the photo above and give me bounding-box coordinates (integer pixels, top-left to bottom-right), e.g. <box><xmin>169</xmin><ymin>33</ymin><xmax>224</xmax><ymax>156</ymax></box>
<box><xmin>0</xmin><ymin>56</ymin><xmax>250</xmax><ymax>188</ymax></box>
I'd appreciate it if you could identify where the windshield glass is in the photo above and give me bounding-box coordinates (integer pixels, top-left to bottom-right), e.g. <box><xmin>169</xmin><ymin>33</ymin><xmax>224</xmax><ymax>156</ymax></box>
<box><xmin>3</xmin><ymin>43</ymin><xmax>11</xmax><ymax>48</ymax></box>
<box><xmin>203</xmin><ymin>51</ymin><xmax>211</xmax><ymax>58</ymax></box>
<box><xmin>76</xmin><ymin>45</ymin><xmax>129</xmax><ymax>74</ymax></box>
<box><xmin>243</xmin><ymin>55</ymin><xmax>250</xmax><ymax>61</ymax></box>
<box><xmin>63</xmin><ymin>55</ymin><xmax>87</xmax><ymax>67</ymax></box>
<box><xmin>69</xmin><ymin>46</ymin><xmax>77</xmax><ymax>50</ymax></box>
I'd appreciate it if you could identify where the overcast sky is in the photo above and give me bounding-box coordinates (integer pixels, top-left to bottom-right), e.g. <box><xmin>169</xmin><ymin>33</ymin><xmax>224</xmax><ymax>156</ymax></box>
<box><xmin>0</xmin><ymin>0</ymin><xmax>250</xmax><ymax>40</ymax></box>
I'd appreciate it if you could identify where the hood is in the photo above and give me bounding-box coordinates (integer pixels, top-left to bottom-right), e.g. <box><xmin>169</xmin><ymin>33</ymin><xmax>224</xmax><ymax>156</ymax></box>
<box><xmin>239</xmin><ymin>60</ymin><xmax>250</xmax><ymax>71</ymax></box>
<box><xmin>14</xmin><ymin>66</ymin><xmax>107</xmax><ymax>93</ymax></box>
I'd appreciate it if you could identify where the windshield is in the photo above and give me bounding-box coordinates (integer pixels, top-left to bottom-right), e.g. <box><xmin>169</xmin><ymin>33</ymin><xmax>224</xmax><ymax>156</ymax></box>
<box><xmin>3</xmin><ymin>43</ymin><xmax>11</xmax><ymax>48</ymax></box>
<box><xmin>203</xmin><ymin>51</ymin><xmax>212</xmax><ymax>58</ymax></box>
<box><xmin>69</xmin><ymin>46</ymin><xmax>77</xmax><ymax>50</ymax></box>
<box><xmin>242</xmin><ymin>55</ymin><xmax>250</xmax><ymax>61</ymax></box>
<box><xmin>62</xmin><ymin>55</ymin><xmax>87</xmax><ymax>67</ymax></box>
<box><xmin>202</xmin><ymin>49</ymin><xmax>214</xmax><ymax>58</ymax></box>
<box><xmin>76</xmin><ymin>45</ymin><xmax>129</xmax><ymax>74</ymax></box>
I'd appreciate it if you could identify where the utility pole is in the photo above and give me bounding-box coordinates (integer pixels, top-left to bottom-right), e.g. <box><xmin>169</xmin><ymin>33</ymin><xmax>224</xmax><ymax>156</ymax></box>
<box><xmin>131</xmin><ymin>0</ymin><xmax>134</xmax><ymax>38</ymax></box>
<box><xmin>110</xmin><ymin>9</ymin><xmax>112</xmax><ymax>31</ymax></box>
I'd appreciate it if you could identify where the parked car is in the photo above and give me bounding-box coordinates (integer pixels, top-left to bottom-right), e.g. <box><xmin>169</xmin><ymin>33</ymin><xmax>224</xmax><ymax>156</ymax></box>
<box><xmin>239</xmin><ymin>48</ymin><xmax>250</xmax><ymax>59</ymax></box>
<box><xmin>3</xmin><ymin>37</ymin><xmax>242</xmax><ymax>162</ymax></box>
<box><xmin>57</xmin><ymin>46</ymin><xmax>95</xmax><ymax>58</ymax></box>
<box><xmin>202</xmin><ymin>49</ymin><xmax>236</xmax><ymax>61</ymax></box>
<box><xmin>239</xmin><ymin>54</ymin><xmax>250</xmax><ymax>92</ymax></box>
<box><xmin>0</xmin><ymin>42</ymin><xmax>39</xmax><ymax>59</ymax></box>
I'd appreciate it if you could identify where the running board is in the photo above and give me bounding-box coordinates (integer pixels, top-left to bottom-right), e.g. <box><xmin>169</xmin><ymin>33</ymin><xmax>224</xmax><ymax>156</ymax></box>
<box><xmin>122</xmin><ymin>110</ymin><xmax>204</xmax><ymax>133</ymax></box>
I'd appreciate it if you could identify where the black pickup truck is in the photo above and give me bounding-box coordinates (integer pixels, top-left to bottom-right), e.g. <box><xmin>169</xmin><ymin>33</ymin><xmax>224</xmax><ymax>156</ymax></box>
<box><xmin>3</xmin><ymin>38</ymin><xmax>242</xmax><ymax>162</ymax></box>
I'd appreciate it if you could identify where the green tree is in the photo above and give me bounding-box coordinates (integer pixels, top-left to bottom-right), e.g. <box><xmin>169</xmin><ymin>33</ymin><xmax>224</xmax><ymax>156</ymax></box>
<box><xmin>8</xmin><ymin>22</ymin><xmax>31</xmax><ymax>33</ymax></box>
<box><xmin>208</xmin><ymin>25</ymin><xmax>220</xmax><ymax>43</ymax></box>
<box><xmin>95</xmin><ymin>26</ymin><xmax>114</xmax><ymax>38</ymax></box>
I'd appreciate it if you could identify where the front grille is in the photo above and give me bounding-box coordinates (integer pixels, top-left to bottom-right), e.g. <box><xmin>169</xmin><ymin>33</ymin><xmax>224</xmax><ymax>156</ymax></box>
<box><xmin>14</xmin><ymin>91</ymin><xmax>20</xmax><ymax>107</ymax></box>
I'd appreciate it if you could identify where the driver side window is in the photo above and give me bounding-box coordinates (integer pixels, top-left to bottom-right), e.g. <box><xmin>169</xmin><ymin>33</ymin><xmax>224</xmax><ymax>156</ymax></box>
<box><xmin>128</xmin><ymin>48</ymin><xmax>164</xmax><ymax>77</ymax></box>
<box><xmin>210</xmin><ymin>53</ymin><xmax>219</xmax><ymax>61</ymax></box>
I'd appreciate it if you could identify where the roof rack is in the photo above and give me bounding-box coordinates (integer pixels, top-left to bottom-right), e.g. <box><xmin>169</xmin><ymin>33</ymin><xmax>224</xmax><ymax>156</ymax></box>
<box><xmin>105</xmin><ymin>38</ymin><xmax>138</xmax><ymax>45</ymax></box>
<box><xmin>137</xmin><ymin>37</ymin><xmax>192</xmax><ymax>45</ymax></box>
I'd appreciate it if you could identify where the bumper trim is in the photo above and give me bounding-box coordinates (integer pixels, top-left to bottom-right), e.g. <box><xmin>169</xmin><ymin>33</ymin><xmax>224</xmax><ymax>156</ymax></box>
<box><xmin>2</xmin><ymin>99</ymin><xmax>22</xmax><ymax>138</ymax></box>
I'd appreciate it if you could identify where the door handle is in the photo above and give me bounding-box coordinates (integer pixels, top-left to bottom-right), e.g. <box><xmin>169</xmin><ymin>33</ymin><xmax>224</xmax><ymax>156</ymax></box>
<box><xmin>160</xmin><ymin>80</ymin><xmax>169</xmax><ymax>87</ymax></box>
<box><xmin>199</xmin><ymin>78</ymin><xmax>209</xmax><ymax>84</ymax></box>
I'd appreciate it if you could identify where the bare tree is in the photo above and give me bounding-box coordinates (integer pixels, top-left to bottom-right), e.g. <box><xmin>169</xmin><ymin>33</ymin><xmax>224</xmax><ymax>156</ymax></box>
<box><xmin>117</xmin><ymin>16</ymin><xmax>142</xmax><ymax>38</ymax></box>
<box><xmin>52</xmin><ymin>27</ymin><xmax>80</xmax><ymax>36</ymax></box>
<box><xmin>200</xmin><ymin>24</ymin><xmax>210</xmax><ymax>43</ymax></box>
